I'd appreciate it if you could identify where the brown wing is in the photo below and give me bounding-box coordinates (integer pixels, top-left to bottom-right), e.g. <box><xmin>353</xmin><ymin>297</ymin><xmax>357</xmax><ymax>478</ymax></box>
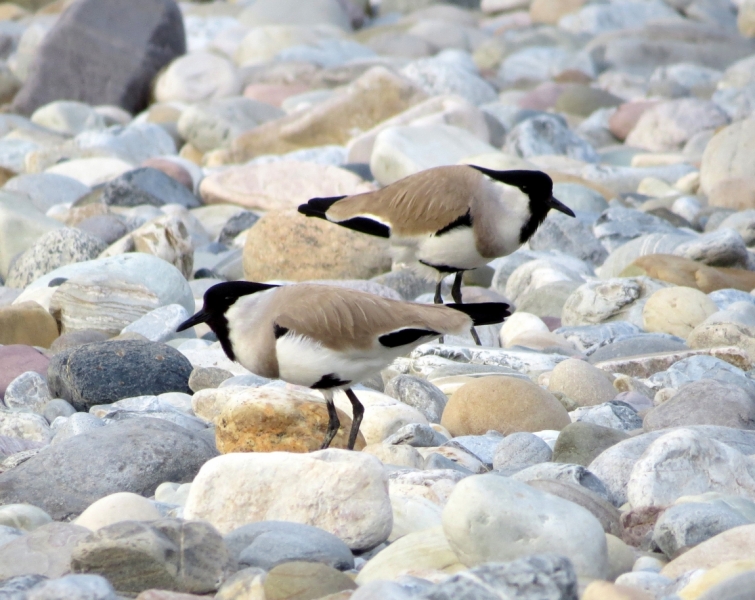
<box><xmin>271</xmin><ymin>284</ymin><xmax>471</xmax><ymax>351</ymax></box>
<box><xmin>325</xmin><ymin>165</ymin><xmax>483</xmax><ymax>237</ymax></box>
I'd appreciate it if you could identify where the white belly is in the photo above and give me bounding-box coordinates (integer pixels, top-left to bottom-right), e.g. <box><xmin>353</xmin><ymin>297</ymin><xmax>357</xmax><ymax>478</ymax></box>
<box><xmin>416</xmin><ymin>228</ymin><xmax>487</xmax><ymax>271</ymax></box>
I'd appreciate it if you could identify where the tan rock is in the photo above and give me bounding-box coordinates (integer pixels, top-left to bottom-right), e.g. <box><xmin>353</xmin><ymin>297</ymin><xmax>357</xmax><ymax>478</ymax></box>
<box><xmin>214</xmin><ymin>386</ymin><xmax>366</xmax><ymax>453</ymax></box>
<box><xmin>530</xmin><ymin>0</ymin><xmax>585</xmax><ymax>24</ymax></box>
<box><xmin>689</xmin><ymin>322</ymin><xmax>755</xmax><ymax>363</ymax></box>
<box><xmin>243</xmin><ymin>83</ymin><xmax>311</xmax><ymax>108</ymax></box>
<box><xmin>547</xmin><ymin>358</ymin><xmax>616</xmax><ymax>407</ymax></box>
<box><xmin>609</xmin><ymin>101</ymin><xmax>661</xmax><ymax>142</ymax></box>
<box><xmin>263</xmin><ymin>562</ymin><xmax>356</xmax><ymax>600</ymax></box>
<box><xmin>75</xmin><ymin>492</ymin><xmax>162</xmax><ymax>531</ymax></box>
<box><xmin>0</xmin><ymin>301</ymin><xmax>58</xmax><ymax>347</ymax></box>
<box><xmin>225</xmin><ymin>67</ymin><xmax>427</xmax><ymax>163</ymax></box>
<box><xmin>583</xmin><ymin>581</ymin><xmax>652</xmax><ymax>600</ymax></box>
<box><xmin>662</xmin><ymin>524</ymin><xmax>755</xmax><ymax>579</ymax></box>
<box><xmin>676</xmin><ymin>559</ymin><xmax>755</xmax><ymax>599</ymax></box>
<box><xmin>700</xmin><ymin>118</ymin><xmax>755</xmax><ymax>196</ymax></box>
<box><xmin>136</xmin><ymin>590</ymin><xmax>208</xmax><ymax>600</ymax></box>
<box><xmin>622</xmin><ymin>254</ymin><xmax>755</xmax><ymax>293</ymax></box>
<box><xmin>642</xmin><ymin>286</ymin><xmax>718</xmax><ymax>338</ymax></box>
<box><xmin>199</xmin><ymin>161</ymin><xmax>375</xmax><ymax>211</ymax></box>
<box><xmin>708</xmin><ymin>176</ymin><xmax>755</xmax><ymax>211</ymax></box>
<box><xmin>441</xmin><ymin>376</ymin><xmax>570</xmax><ymax>437</ymax></box>
<box><xmin>243</xmin><ymin>209</ymin><xmax>391</xmax><ymax>281</ymax></box>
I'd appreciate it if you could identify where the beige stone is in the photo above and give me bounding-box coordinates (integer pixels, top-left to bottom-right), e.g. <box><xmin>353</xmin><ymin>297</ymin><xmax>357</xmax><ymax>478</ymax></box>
<box><xmin>642</xmin><ymin>286</ymin><xmax>718</xmax><ymax>338</ymax></box>
<box><xmin>594</xmin><ymin>347</ymin><xmax>754</xmax><ymax>379</ymax></box>
<box><xmin>688</xmin><ymin>322</ymin><xmax>755</xmax><ymax>364</ymax></box>
<box><xmin>662</xmin><ymin>525</ymin><xmax>755</xmax><ymax>578</ymax></box>
<box><xmin>0</xmin><ymin>301</ymin><xmax>58</xmax><ymax>347</ymax></box>
<box><xmin>199</xmin><ymin>161</ymin><xmax>374</xmax><ymax>211</ymax></box>
<box><xmin>362</xmin><ymin>443</ymin><xmax>423</xmax><ymax>469</ymax></box>
<box><xmin>700</xmin><ymin>118</ymin><xmax>755</xmax><ymax>196</ymax></box>
<box><xmin>243</xmin><ymin>209</ymin><xmax>391</xmax><ymax>282</ymax></box>
<box><xmin>677</xmin><ymin>560</ymin><xmax>755</xmax><ymax>599</ymax></box>
<box><xmin>263</xmin><ymin>562</ymin><xmax>356</xmax><ymax>600</ymax></box>
<box><xmin>74</xmin><ymin>492</ymin><xmax>161</xmax><ymax>531</ymax></box>
<box><xmin>440</xmin><ymin>376</ymin><xmax>570</xmax><ymax>437</ymax></box>
<box><xmin>606</xmin><ymin>533</ymin><xmax>636</xmax><ymax>582</ymax></box>
<box><xmin>708</xmin><ymin>176</ymin><xmax>755</xmax><ymax>211</ymax></box>
<box><xmin>583</xmin><ymin>581</ymin><xmax>653</xmax><ymax>600</ymax></box>
<box><xmin>530</xmin><ymin>0</ymin><xmax>585</xmax><ymax>24</ymax></box>
<box><xmin>739</xmin><ymin>0</ymin><xmax>755</xmax><ymax>37</ymax></box>
<box><xmin>547</xmin><ymin>358</ymin><xmax>616</xmax><ymax>407</ymax></box>
<box><xmin>623</xmin><ymin>254</ymin><xmax>755</xmax><ymax>293</ymax></box>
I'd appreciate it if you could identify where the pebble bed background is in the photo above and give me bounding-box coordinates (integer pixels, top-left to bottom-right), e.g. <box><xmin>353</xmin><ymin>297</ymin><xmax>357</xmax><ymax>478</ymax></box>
<box><xmin>2</xmin><ymin>0</ymin><xmax>755</xmax><ymax>599</ymax></box>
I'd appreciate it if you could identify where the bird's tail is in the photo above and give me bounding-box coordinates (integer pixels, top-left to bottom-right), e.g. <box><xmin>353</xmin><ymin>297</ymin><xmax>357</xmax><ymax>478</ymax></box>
<box><xmin>446</xmin><ymin>302</ymin><xmax>511</xmax><ymax>326</ymax></box>
<box><xmin>297</xmin><ymin>196</ymin><xmax>346</xmax><ymax>219</ymax></box>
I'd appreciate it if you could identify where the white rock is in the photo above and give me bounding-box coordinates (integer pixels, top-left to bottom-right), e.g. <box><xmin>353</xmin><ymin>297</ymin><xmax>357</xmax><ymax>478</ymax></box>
<box><xmin>500</xmin><ymin>312</ymin><xmax>549</xmax><ymax>348</ymax></box>
<box><xmin>0</xmin><ymin>411</ymin><xmax>52</xmax><ymax>443</ymax></box>
<box><xmin>388</xmin><ymin>492</ymin><xmax>443</xmax><ymax>542</ymax></box>
<box><xmin>45</xmin><ymin>157</ymin><xmax>133</xmax><ymax>187</ymax></box>
<box><xmin>3</xmin><ymin>371</ymin><xmax>52</xmax><ymax>413</ymax></box>
<box><xmin>442</xmin><ymin>474</ymin><xmax>609</xmax><ymax>579</ymax></box>
<box><xmin>74</xmin><ymin>123</ymin><xmax>177</xmax><ymax>165</ymax></box>
<box><xmin>504</xmin><ymin>257</ymin><xmax>592</xmax><ymax>304</ymax></box>
<box><xmin>74</xmin><ymin>492</ymin><xmax>162</xmax><ymax>530</ymax></box>
<box><xmin>121</xmin><ymin>304</ymin><xmax>192</xmax><ymax>343</ymax></box>
<box><xmin>154</xmin><ymin>51</ymin><xmax>242</xmax><ymax>104</ymax></box>
<box><xmin>400</xmin><ymin>57</ymin><xmax>497</xmax><ymax>106</ymax></box>
<box><xmin>184</xmin><ymin>449</ymin><xmax>393</xmax><ymax>551</ymax></box>
<box><xmin>31</xmin><ymin>101</ymin><xmax>106</xmax><ymax>136</ymax></box>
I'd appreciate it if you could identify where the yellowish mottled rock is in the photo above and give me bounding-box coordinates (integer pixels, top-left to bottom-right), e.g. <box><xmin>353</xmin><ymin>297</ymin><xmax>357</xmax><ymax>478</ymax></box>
<box><xmin>688</xmin><ymin>322</ymin><xmax>755</xmax><ymax>364</ymax></box>
<box><xmin>547</xmin><ymin>358</ymin><xmax>616</xmax><ymax>407</ymax></box>
<box><xmin>643</xmin><ymin>286</ymin><xmax>718</xmax><ymax>338</ymax></box>
<box><xmin>0</xmin><ymin>301</ymin><xmax>58</xmax><ymax>347</ymax></box>
<box><xmin>263</xmin><ymin>562</ymin><xmax>356</xmax><ymax>600</ymax></box>
<box><xmin>583</xmin><ymin>581</ymin><xmax>653</xmax><ymax>600</ymax></box>
<box><xmin>530</xmin><ymin>0</ymin><xmax>585</xmax><ymax>24</ymax></box>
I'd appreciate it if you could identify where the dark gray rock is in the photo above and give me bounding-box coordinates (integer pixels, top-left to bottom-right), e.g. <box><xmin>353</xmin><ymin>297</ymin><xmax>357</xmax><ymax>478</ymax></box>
<box><xmin>71</xmin><ymin>518</ymin><xmax>234</xmax><ymax>595</ymax></box>
<box><xmin>552</xmin><ymin>422</ymin><xmax>629</xmax><ymax>467</ymax></box>
<box><xmin>5</xmin><ymin>228</ymin><xmax>107</xmax><ymax>289</ymax></box>
<box><xmin>217</xmin><ymin>211</ymin><xmax>259</xmax><ymax>246</ymax></box>
<box><xmin>588</xmin><ymin>333</ymin><xmax>688</xmax><ymax>363</ymax></box>
<box><xmin>653</xmin><ymin>501</ymin><xmax>751</xmax><ymax>559</ymax></box>
<box><xmin>42</xmin><ymin>399</ymin><xmax>76</xmax><ymax>423</ymax></box>
<box><xmin>529</xmin><ymin>213</ymin><xmax>608</xmax><ymax>267</ymax></box>
<box><xmin>48</xmin><ymin>340</ymin><xmax>192</xmax><ymax>411</ymax></box>
<box><xmin>0</xmin><ymin>522</ymin><xmax>90</xmax><ymax>579</ymax></box>
<box><xmin>224</xmin><ymin>521</ymin><xmax>354</xmax><ymax>571</ymax></box>
<box><xmin>384</xmin><ymin>375</ymin><xmax>447</xmax><ymax>423</ymax></box>
<box><xmin>492</xmin><ymin>432</ymin><xmax>552</xmax><ymax>474</ymax></box>
<box><xmin>417</xmin><ymin>554</ymin><xmax>578</xmax><ymax>600</ymax></box>
<box><xmin>101</xmin><ymin>167</ymin><xmax>200</xmax><ymax>209</ymax></box>
<box><xmin>0</xmin><ymin>575</ymin><xmax>48</xmax><ymax>599</ymax></box>
<box><xmin>0</xmin><ymin>419</ymin><xmax>218</xmax><ymax>520</ymax></box>
<box><xmin>593</xmin><ymin>206</ymin><xmax>683</xmax><ymax>252</ymax></box>
<box><xmin>26</xmin><ymin>574</ymin><xmax>116</xmax><ymax>600</ymax></box>
<box><xmin>644</xmin><ymin>379</ymin><xmax>755</xmax><ymax>432</ymax></box>
<box><xmin>698</xmin><ymin>569</ymin><xmax>755</xmax><ymax>600</ymax></box>
<box><xmin>12</xmin><ymin>0</ymin><xmax>185</xmax><ymax>115</ymax></box>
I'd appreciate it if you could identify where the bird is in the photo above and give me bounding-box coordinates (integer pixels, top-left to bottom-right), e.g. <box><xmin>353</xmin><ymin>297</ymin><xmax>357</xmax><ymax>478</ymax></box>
<box><xmin>177</xmin><ymin>281</ymin><xmax>511</xmax><ymax>450</ymax></box>
<box><xmin>297</xmin><ymin>165</ymin><xmax>575</xmax><ymax>344</ymax></box>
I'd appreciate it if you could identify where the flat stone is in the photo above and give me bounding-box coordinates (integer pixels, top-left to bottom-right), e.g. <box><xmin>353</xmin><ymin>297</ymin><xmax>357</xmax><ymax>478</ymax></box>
<box><xmin>504</xmin><ymin>114</ymin><xmax>599</xmax><ymax>163</ymax></box>
<box><xmin>528</xmin><ymin>213</ymin><xmax>608</xmax><ymax>267</ymax></box>
<box><xmin>0</xmin><ymin>522</ymin><xmax>91</xmax><ymax>579</ymax></box>
<box><xmin>588</xmin><ymin>335</ymin><xmax>688</xmax><ymax>364</ymax></box>
<box><xmin>4</xmin><ymin>173</ymin><xmax>90</xmax><ymax>213</ymax></box>
<box><xmin>570</xmin><ymin>402</ymin><xmax>643</xmax><ymax>432</ymax></box>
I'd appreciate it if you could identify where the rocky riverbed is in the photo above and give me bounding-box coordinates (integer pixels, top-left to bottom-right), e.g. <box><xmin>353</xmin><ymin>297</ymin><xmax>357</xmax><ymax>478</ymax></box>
<box><xmin>2</xmin><ymin>0</ymin><xmax>755</xmax><ymax>598</ymax></box>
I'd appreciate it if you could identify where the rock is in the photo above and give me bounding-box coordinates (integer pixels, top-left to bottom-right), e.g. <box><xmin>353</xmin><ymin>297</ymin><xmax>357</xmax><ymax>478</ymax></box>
<box><xmin>0</xmin><ymin>576</ymin><xmax>49</xmax><ymax>599</ymax></box>
<box><xmin>442</xmin><ymin>474</ymin><xmax>609</xmax><ymax>579</ymax></box>
<box><xmin>5</xmin><ymin>228</ymin><xmax>107</xmax><ymax>289</ymax></box>
<box><xmin>513</xmin><ymin>462</ymin><xmax>612</xmax><ymax>505</ymax></box>
<box><xmin>48</xmin><ymin>340</ymin><xmax>192</xmax><ymax>411</ymax></box>
<box><xmin>227</xmin><ymin>67</ymin><xmax>427</xmax><ymax>163</ymax></box>
<box><xmin>239</xmin><ymin>0</ymin><xmax>353</xmax><ymax>29</ymax></box>
<box><xmin>548</xmin><ymin>359</ymin><xmax>616</xmax><ymax>407</ymax></box>
<box><xmin>653</xmin><ymin>501</ymin><xmax>751</xmax><ymax>559</ymax></box>
<box><xmin>594</xmin><ymin>207</ymin><xmax>683</xmax><ymax>254</ymax></box>
<box><xmin>708</xmin><ymin>177</ymin><xmax>755</xmax><ymax>211</ymax></box>
<box><xmin>625</xmin><ymin>99</ymin><xmax>729</xmax><ymax>152</ymax></box>
<box><xmin>530</xmin><ymin>0</ymin><xmax>585</xmax><ymax>23</ymax></box>
<box><xmin>504</xmin><ymin>114</ymin><xmax>599</xmax><ymax>163</ymax></box>
<box><xmin>384</xmin><ymin>423</ymin><xmax>446</xmax><ymax>447</ymax></box>
<box><xmin>0</xmin><ymin>522</ymin><xmax>91</xmax><ymax>579</ymax></box>
<box><xmin>199</xmin><ymin>161</ymin><xmax>373</xmax><ymax>211</ymax></box>
<box><xmin>101</xmin><ymin>167</ymin><xmax>199</xmax><ymax>209</ymax></box>
<box><xmin>12</xmin><ymin>0</ymin><xmax>185</xmax><ymax>115</ymax></box>
<box><xmin>700</xmin><ymin>118</ymin><xmax>755</xmax><ymax>197</ymax></box>
<box><xmin>624</xmin><ymin>254</ymin><xmax>755</xmax><ymax>294</ymax></box>
<box><xmin>492</xmin><ymin>432</ymin><xmax>552</xmax><ymax>474</ymax></box>
<box><xmin>154</xmin><ymin>52</ymin><xmax>241</xmax><ymax>104</ymax></box>
<box><xmin>4</xmin><ymin>371</ymin><xmax>52</xmax><ymax>414</ymax></box>
<box><xmin>570</xmin><ymin>402</ymin><xmax>643</xmax><ymax>432</ymax></box>
<box><xmin>74</xmin><ymin>492</ymin><xmax>162</xmax><ymax>531</ymax></box>
<box><xmin>647</xmin><ymin>355</ymin><xmax>755</xmax><ymax>397</ymax></box>
<box><xmin>71</xmin><ymin>518</ymin><xmax>234</xmax><ymax>596</ymax></box>
<box><xmin>0</xmin><ymin>504</ymin><xmax>51</xmax><ymax>533</ymax></box>
<box><xmin>4</xmin><ymin>173</ymin><xmax>90</xmax><ymax>213</ymax></box>
<box><xmin>207</xmin><ymin>386</ymin><xmax>365</xmax><ymax>453</ymax></box>
<box><xmin>0</xmin><ymin>346</ymin><xmax>49</xmax><ymax>403</ymax></box>
<box><xmin>587</xmin><ymin>334</ymin><xmax>687</xmax><ymax>364</ymax></box>
<box><xmin>662</xmin><ymin>524</ymin><xmax>755</xmax><ymax>578</ymax></box>
<box><xmin>25</xmin><ymin>574</ymin><xmax>117</xmax><ymax>600</ymax></box>
<box><xmin>51</xmin><ymin>413</ymin><xmax>105</xmax><ymax>445</ymax></box>
<box><xmin>75</xmin><ymin>215</ymin><xmax>130</xmax><ymax>245</ymax></box>
<box><xmin>582</xmin><ymin>581</ymin><xmax>652</xmax><ymax>600</ymax></box>
<box><xmin>441</xmin><ymin>376</ymin><xmax>570</xmax><ymax>437</ymax></box>
<box><xmin>44</xmin><ymin>155</ymin><xmax>135</xmax><ymax>187</ymax></box>
<box><xmin>370</xmin><ymin>124</ymin><xmax>497</xmax><ymax>186</ymax></box>
<box><xmin>225</xmin><ymin>521</ymin><xmax>354</xmax><ymax>571</ymax></box>
<box><xmin>0</xmin><ymin>411</ymin><xmax>53</xmax><ymax>443</ymax></box>
<box><xmin>528</xmin><ymin>214</ymin><xmax>608</xmax><ymax>267</ymax></box>
<box><xmin>552</xmin><ymin>422</ymin><xmax>629</xmax><ymax>467</ymax></box>
<box><xmin>355</xmin><ymin>526</ymin><xmax>462</xmax><ymax>584</ymax></box>
<box><xmin>627</xmin><ymin>429</ymin><xmax>755</xmax><ymax>509</ymax></box>
<box><xmin>184</xmin><ymin>449</ymin><xmax>392</xmax><ymax>551</ymax></box>
<box><xmin>644</xmin><ymin>380</ymin><xmax>755</xmax><ymax>432</ymax></box>
<box><xmin>674</xmin><ymin>229</ymin><xmax>748</xmax><ymax>270</ymax></box>
<box><xmin>400</xmin><ymin>57</ymin><xmax>496</xmax><ymax>107</ymax></box>
<box><xmin>121</xmin><ymin>304</ymin><xmax>191</xmax><ymax>343</ymax></box>
<box><xmin>31</xmin><ymin>101</ymin><xmax>105</xmax><ymax>136</ymax></box>
<box><xmin>187</xmin><ymin>367</ymin><xmax>233</xmax><ymax>393</ymax></box>
<box><xmin>384</xmin><ymin>375</ymin><xmax>447</xmax><ymax>423</ymax></box>
<box><xmin>0</xmin><ymin>303</ymin><xmax>58</xmax><ymax>348</ymax></box>
<box><xmin>696</xmin><ymin>569</ymin><xmax>755</xmax><ymax>600</ymax></box>
<box><xmin>0</xmin><ymin>419</ymin><xmax>217</xmax><ymax>520</ymax></box>
<box><xmin>642</xmin><ymin>286</ymin><xmax>719</xmax><ymax>338</ymax></box>
<box><xmin>260</xmin><ymin>561</ymin><xmax>356</xmax><ymax>599</ymax></box>
<box><xmin>689</xmin><ymin>321</ymin><xmax>755</xmax><ymax>363</ymax></box>
<box><xmin>243</xmin><ymin>209</ymin><xmax>391</xmax><ymax>281</ymax></box>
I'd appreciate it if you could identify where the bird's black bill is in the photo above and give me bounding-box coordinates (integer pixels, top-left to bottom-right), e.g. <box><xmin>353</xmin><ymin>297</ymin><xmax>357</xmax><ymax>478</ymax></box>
<box><xmin>548</xmin><ymin>196</ymin><xmax>575</xmax><ymax>217</ymax></box>
<box><xmin>176</xmin><ymin>310</ymin><xmax>208</xmax><ymax>332</ymax></box>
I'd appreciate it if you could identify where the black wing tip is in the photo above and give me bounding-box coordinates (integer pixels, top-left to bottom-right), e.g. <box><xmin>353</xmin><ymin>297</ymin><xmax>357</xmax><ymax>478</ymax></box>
<box><xmin>298</xmin><ymin>196</ymin><xmax>347</xmax><ymax>218</ymax></box>
<box><xmin>446</xmin><ymin>302</ymin><xmax>511</xmax><ymax>326</ymax></box>
<box><xmin>379</xmin><ymin>328</ymin><xmax>439</xmax><ymax>348</ymax></box>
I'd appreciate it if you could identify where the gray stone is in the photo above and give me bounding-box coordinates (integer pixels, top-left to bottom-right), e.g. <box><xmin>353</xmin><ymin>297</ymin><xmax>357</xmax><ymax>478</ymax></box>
<box><xmin>5</xmin><ymin>228</ymin><xmax>107</xmax><ymax>289</ymax></box>
<box><xmin>644</xmin><ymin>379</ymin><xmax>755</xmax><ymax>432</ymax></box>
<box><xmin>647</xmin><ymin>356</ymin><xmax>755</xmax><ymax>397</ymax></box>
<box><xmin>718</xmin><ymin>210</ymin><xmax>755</xmax><ymax>247</ymax></box>
<box><xmin>277</xmin><ymin>39</ymin><xmax>376</xmax><ymax>68</ymax></box>
<box><xmin>224</xmin><ymin>521</ymin><xmax>354</xmax><ymax>571</ymax></box>
<box><xmin>552</xmin><ymin>422</ymin><xmax>629</xmax><ymax>467</ymax></box>
<box><xmin>556</xmin><ymin>322</ymin><xmax>642</xmax><ymax>355</ymax></box>
<box><xmin>188</xmin><ymin>367</ymin><xmax>233</xmax><ymax>393</ymax></box>
<box><xmin>217</xmin><ymin>211</ymin><xmax>259</xmax><ymax>247</ymax></box>
<box><xmin>400</xmin><ymin>57</ymin><xmax>497</xmax><ymax>106</ymax></box>
<box><xmin>0</xmin><ymin>522</ymin><xmax>90</xmax><ymax>579</ymax></box>
<box><xmin>492</xmin><ymin>432</ymin><xmax>552</xmax><ymax>474</ymax></box>
<box><xmin>587</xmin><ymin>334</ymin><xmax>688</xmax><ymax>363</ymax></box>
<box><xmin>101</xmin><ymin>167</ymin><xmax>199</xmax><ymax>209</ymax></box>
<box><xmin>445</xmin><ymin>432</ymin><xmax>504</xmax><ymax>469</ymax></box>
<box><xmin>504</xmin><ymin>114</ymin><xmax>599</xmax><ymax>163</ymax></box>
<box><xmin>3</xmin><ymin>372</ymin><xmax>51</xmax><ymax>414</ymax></box>
<box><xmin>425</xmin><ymin>453</ymin><xmax>474</xmax><ymax>475</ymax></box>
<box><xmin>0</xmin><ymin>411</ymin><xmax>52</xmax><ymax>444</ymax></box>
<box><xmin>72</xmin><ymin>215</ymin><xmax>128</xmax><ymax>245</ymax></box>
<box><xmin>120</xmin><ymin>304</ymin><xmax>191</xmax><ymax>343</ymax></box>
<box><xmin>0</xmin><ymin>525</ymin><xmax>23</xmax><ymax>548</ymax></box>
<box><xmin>417</xmin><ymin>555</ymin><xmax>578</xmax><ymax>600</ymax></box>
<box><xmin>48</xmin><ymin>340</ymin><xmax>193</xmax><ymax>412</ymax></box>
<box><xmin>614</xmin><ymin>571</ymin><xmax>673</xmax><ymax>596</ymax></box>
<box><xmin>571</xmin><ymin>402</ymin><xmax>643</xmax><ymax>432</ymax></box>
<box><xmin>26</xmin><ymin>574</ymin><xmax>117</xmax><ymax>600</ymax></box>
<box><xmin>593</xmin><ymin>206</ymin><xmax>683</xmax><ymax>253</ymax></box>
<box><xmin>560</xmin><ymin>1</ymin><xmax>681</xmax><ymax>36</ymax></box>
<box><xmin>653</xmin><ymin>501</ymin><xmax>751</xmax><ymax>559</ymax></box>
<box><xmin>552</xmin><ymin>183</ymin><xmax>609</xmax><ymax>214</ymax></box>
<box><xmin>0</xmin><ymin>574</ymin><xmax>48</xmax><ymax>598</ymax></box>
<box><xmin>0</xmin><ymin>419</ymin><xmax>218</xmax><ymax>520</ymax></box>
<box><xmin>219</xmin><ymin>374</ymin><xmax>273</xmax><ymax>388</ymax></box>
<box><xmin>50</xmin><ymin>413</ymin><xmax>104</xmax><ymax>445</ymax></box>
<box><xmin>384</xmin><ymin>375</ymin><xmax>447</xmax><ymax>424</ymax></box>
<box><xmin>48</xmin><ymin>331</ymin><xmax>110</xmax><ymax>356</ymax></box>
<box><xmin>516</xmin><ymin>281</ymin><xmax>580</xmax><ymax>319</ymax></box>
<box><xmin>0</xmin><ymin>504</ymin><xmax>52</xmax><ymax>532</ymax></box>
<box><xmin>528</xmin><ymin>213</ymin><xmax>608</xmax><ymax>267</ymax></box>
<box><xmin>12</xmin><ymin>0</ymin><xmax>185</xmax><ymax>116</ymax></box>
<box><xmin>673</xmin><ymin>228</ymin><xmax>749</xmax><ymax>268</ymax></box>
<box><xmin>697</xmin><ymin>569</ymin><xmax>755</xmax><ymax>600</ymax></box>
<box><xmin>3</xmin><ymin>173</ymin><xmax>90</xmax><ymax>213</ymax></box>
<box><xmin>71</xmin><ymin>518</ymin><xmax>234</xmax><ymax>595</ymax></box>
<box><xmin>383</xmin><ymin>423</ymin><xmax>448</xmax><ymax>447</ymax></box>
<box><xmin>371</xmin><ymin>268</ymin><xmax>438</xmax><ymax>302</ymax></box>
<box><xmin>708</xmin><ymin>289</ymin><xmax>755</xmax><ymax>311</ymax></box>
<box><xmin>74</xmin><ymin>123</ymin><xmax>176</xmax><ymax>166</ymax></box>
<box><xmin>598</xmin><ymin>231</ymin><xmax>695</xmax><ymax>279</ymax></box>
<box><xmin>512</xmin><ymin>463</ymin><xmax>611</xmax><ymax>504</ymax></box>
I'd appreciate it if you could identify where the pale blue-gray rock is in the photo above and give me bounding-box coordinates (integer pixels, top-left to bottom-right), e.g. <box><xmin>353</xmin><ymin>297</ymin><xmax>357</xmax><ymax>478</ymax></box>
<box><xmin>401</xmin><ymin>56</ymin><xmax>497</xmax><ymax>106</ymax></box>
<box><xmin>593</xmin><ymin>207</ymin><xmax>685</xmax><ymax>253</ymax></box>
<box><xmin>588</xmin><ymin>333</ymin><xmax>687</xmax><ymax>363</ymax></box>
<box><xmin>492</xmin><ymin>432</ymin><xmax>552</xmax><ymax>475</ymax></box>
<box><xmin>555</xmin><ymin>322</ymin><xmax>642</xmax><ymax>354</ymax></box>
<box><xmin>713</xmin><ymin>84</ymin><xmax>755</xmax><ymax>121</ymax></box>
<box><xmin>26</xmin><ymin>574</ymin><xmax>117</xmax><ymax>600</ymax></box>
<box><xmin>3</xmin><ymin>371</ymin><xmax>51</xmax><ymax>414</ymax></box>
<box><xmin>424</xmin><ymin>453</ymin><xmax>474</xmax><ymax>475</ymax></box>
<box><xmin>704</xmin><ymin>302</ymin><xmax>755</xmax><ymax>328</ymax></box>
<box><xmin>371</xmin><ymin>268</ymin><xmax>438</xmax><ymax>302</ymax></box>
<box><xmin>50</xmin><ymin>413</ymin><xmax>104</xmax><ymax>446</ymax></box>
<box><xmin>578</xmin><ymin>163</ymin><xmax>695</xmax><ymax>195</ymax></box>
<box><xmin>75</xmin><ymin>214</ymin><xmax>130</xmax><ymax>245</ymax></box>
<box><xmin>277</xmin><ymin>38</ymin><xmax>376</xmax><ymax>68</ymax></box>
<box><xmin>120</xmin><ymin>304</ymin><xmax>192</xmax><ymax>343</ymax></box>
<box><xmin>528</xmin><ymin>213</ymin><xmax>608</xmax><ymax>266</ymax></box>
<box><xmin>101</xmin><ymin>166</ymin><xmax>199</xmax><ymax>209</ymax></box>
<box><xmin>559</xmin><ymin>1</ymin><xmax>682</xmax><ymax>36</ymax></box>
<box><xmin>504</xmin><ymin>114</ymin><xmax>599</xmax><ymax>163</ymax></box>
<box><xmin>384</xmin><ymin>375</ymin><xmax>447</xmax><ymax>424</ymax></box>
<box><xmin>648</xmin><ymin>356</ymin><xmax>755</xmax><ymax>397</ymax></box>
<box><xmin>225</xmin><ymin>521</ymin><xmax>354</xmax><ymax>571</ymax></box>
<box><xmin>0</xmin><ymin>524</ymin><xmax>23</xmax><ymax>548</ymax></box>
<box><xmin>384</xmin><ymin>423</ymin><xmax>448</xmax><ymax>447</ymax></box>
<box><xmin>598</xmin><ymin>231</ymin><xmax>696</xmax><ymax>278</ymax></box>
<box><xmin>718</xmin><ymin>210</ymin><xmax>755</xmax><ymax>246</ymax></box>
<box><xmin>0</xmin><ymin>575</ymin><xmax>48</xmax><ymax>598</ymax></box>
<box><xmin>74</xmin><ymin>123</ymin><xmax>176</xmax><ymax>164</ymax></box>
<box><xmin>614</xmin><ymin>572</ymin><xmax>673</xmax><ymax>597</ymax></box>
<box><xmin>445</xmin><ymin>432</ymin><xmax>504</xmax><ymax>469</ymax></box>
<box><xmin>0</xmin><ymin>522</ymin><xmax>90</xmax><ymax>579</ymax></box>
<box><xmin>673</xmin><ymin>228</ymin><xmax>749</xmax><ymax>268</ymax></box>
<box><xmin>219</xmin><ymin>374</ymin><xmax>273</xmax><ymax>388</ymax></box>
<box><xmin>499</xmin><ymin>46</ymin><xmax>596</xmax><ymax>85</ymax></box>
<box><xmin>571</xmin><ymin>402</ymin><xmax>643</xmax><ymax>432</ymax></box>
<box><xmin>3</xmin><ymin>173</ymin><xmax>90</xmax><ymax>212</ymax></box>
<box><xmin>512</xmin><ymin>463</ymin><xmax>612</xmax><ymax>504</ymax></box>
<box><xmin>552</xmin><ymin>183</ymin><xmax>609</xmax><ymax>214</ymax></box>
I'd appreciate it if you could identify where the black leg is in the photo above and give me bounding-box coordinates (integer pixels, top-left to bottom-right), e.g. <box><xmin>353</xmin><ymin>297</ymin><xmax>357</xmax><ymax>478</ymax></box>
<box><xmin>452</xmin><ymin>271</ymin><xmax>482</xmax><ymax>346</ymax></box>
<box><xmin>320</xmin><ymin>395</ymin><xmax>340</xmax><ymax>449</ymax></box>
<box><xmin>433</xmin><ymin>280</ymin><xmax>443</xmax><ymax>304</ymax></box>
<box><xmin>344</xmin><ymin>388</ymin><xmax>364</xmax><ymax>451</ymax></box>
